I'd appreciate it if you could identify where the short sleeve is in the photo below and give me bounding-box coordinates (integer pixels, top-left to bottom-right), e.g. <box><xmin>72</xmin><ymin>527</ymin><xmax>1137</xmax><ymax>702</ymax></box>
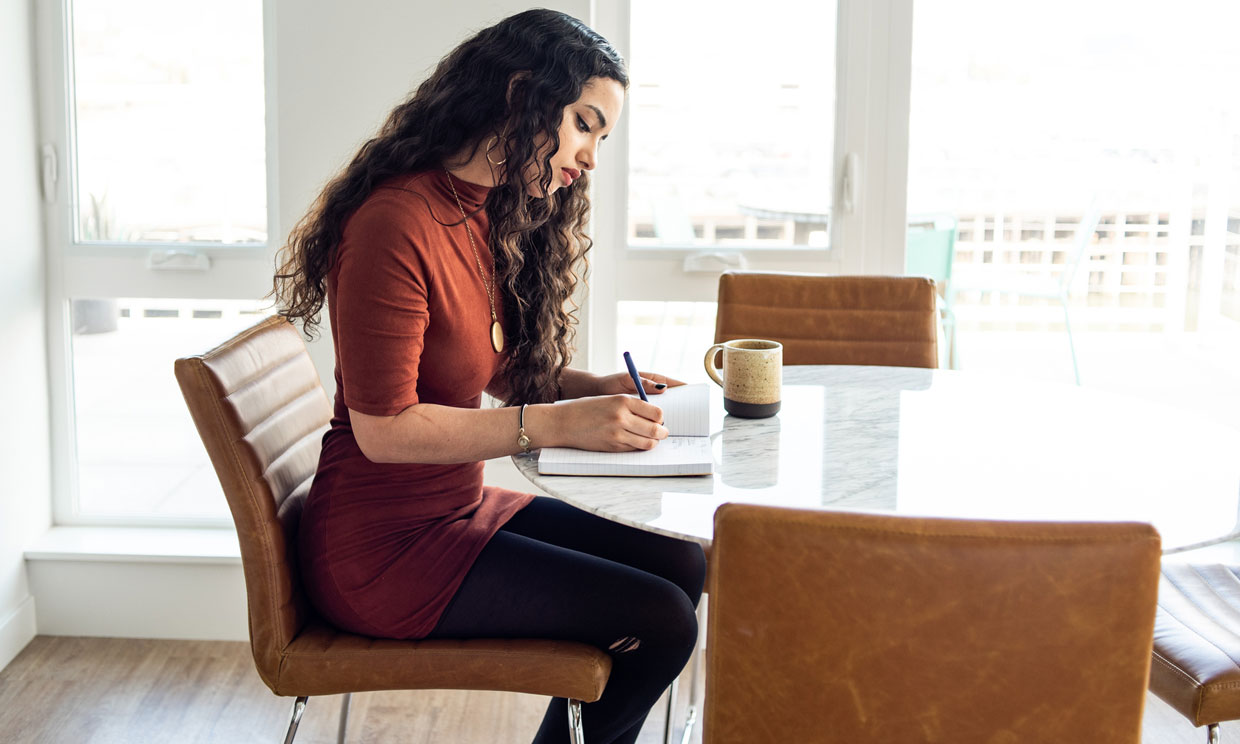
<box><xmin>332</xmin><ymin>194</ymin><xmax>432</xmax><ymax>417</ymax></box>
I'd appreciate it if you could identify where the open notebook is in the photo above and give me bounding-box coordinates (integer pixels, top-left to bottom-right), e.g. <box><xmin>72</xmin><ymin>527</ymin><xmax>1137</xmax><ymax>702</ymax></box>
<box><xmin>537</xmin><ymin>384</ymin><xmax>713</xmax><ymax>476</ymax></box>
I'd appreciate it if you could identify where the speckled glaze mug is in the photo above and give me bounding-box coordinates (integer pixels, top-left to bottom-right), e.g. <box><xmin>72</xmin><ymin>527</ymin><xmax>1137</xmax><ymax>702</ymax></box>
<box><xmin>704</xmin><ymin>339</ymin><xmax>782</xmax><ymax>418</ymax></box>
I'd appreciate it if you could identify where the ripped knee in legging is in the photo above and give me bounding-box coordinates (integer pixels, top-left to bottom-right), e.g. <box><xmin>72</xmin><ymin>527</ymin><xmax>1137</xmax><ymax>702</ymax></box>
<box><xmin>608</xmin><ymin>635</ymin><xmax>641</xmax><ymax>653</ymax></box>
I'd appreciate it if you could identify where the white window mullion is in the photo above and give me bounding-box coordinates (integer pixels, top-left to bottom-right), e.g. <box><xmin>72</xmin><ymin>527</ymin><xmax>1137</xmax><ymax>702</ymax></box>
<box><xmin>831</xmin><ymin>0</ymin><xmax>915</xmax><ymax>275</ymax></box>
<box><xmin>584</xmin><ymin>0</ymin><xmax>629</xmax><ymax>373</ymax></box>
<box><xmin>36</xmin><ymin>0</ymin><xmax>80</xmax><ymax>524</ymax></box>
<box><xmin>262</xmin><ymin>0</ymin><xmax>282</xmax><ymax>260</ymax></box>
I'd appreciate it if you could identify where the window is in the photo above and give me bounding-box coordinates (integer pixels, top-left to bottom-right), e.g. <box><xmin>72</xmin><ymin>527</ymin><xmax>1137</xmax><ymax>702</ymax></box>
<box><xmin>907</xmin><ymin>0</ymin><xmax>1240</xmax><ymax>426</ymax></box>
<box><xmin>70</xmin><ymin>299</ymin><xmax>268</xmax><ymax>520</ymax></box>
<box><xmin>590</xmin><ymin>1</ymin><xmax>913</xmax><ymax>374</ymax></box>
<box><xmin>626</xmin><ymin>0</ymin><xmax>836</xmax><ymax>251</ymax></box>
<box><xmin>71</xmin><ymin>0</ymin><xmax>266</xmax><ymax>245</ymax></box>
<box><xmin>40</xmin><ymin>0</ymin><xmax>274</xmax><ymax>524</ymax></box>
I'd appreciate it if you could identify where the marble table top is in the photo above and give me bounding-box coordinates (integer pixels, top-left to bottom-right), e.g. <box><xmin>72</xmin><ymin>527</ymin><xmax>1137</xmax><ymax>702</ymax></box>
<box><xmin>514</xmin><ymin>365</ymin><xmax>1240</xmax><ymax>552</ymax></box>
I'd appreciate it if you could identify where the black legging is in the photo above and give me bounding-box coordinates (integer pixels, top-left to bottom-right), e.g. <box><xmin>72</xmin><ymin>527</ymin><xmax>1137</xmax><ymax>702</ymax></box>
<box><xmin>428</xmin><ymin>496</ymin><xmax>706</xmax><ymax>744</ymax></box>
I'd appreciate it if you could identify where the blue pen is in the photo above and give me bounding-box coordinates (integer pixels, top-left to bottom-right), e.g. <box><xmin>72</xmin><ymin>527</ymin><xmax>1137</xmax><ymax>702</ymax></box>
<box><xmin>623</xmin><ymin>351</ymin><xmax>649</xmax><ymax>402</ymax></box>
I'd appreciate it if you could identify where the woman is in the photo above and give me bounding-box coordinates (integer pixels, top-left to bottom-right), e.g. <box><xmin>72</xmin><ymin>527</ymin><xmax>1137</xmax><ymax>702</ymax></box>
<box><xmin>273</xmin><ymin>9</ymin><xmax>705</xmax><ymax>744</ymax></box>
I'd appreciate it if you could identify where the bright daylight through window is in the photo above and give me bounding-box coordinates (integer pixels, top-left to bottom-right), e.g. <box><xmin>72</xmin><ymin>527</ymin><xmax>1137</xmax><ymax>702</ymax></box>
<box><xmin>620</xmin><ymin>0</ymin><xmax>836</xmax><ymax>381</ymax></box>
<box><xmin>907</xmin><ymin>0</ymin><xmax>1240</xmax><ymax>428</ymax></box>
<box><xmin>72</xmin><ymin>0</ymin><xmax>266</xmax><ymax>244</ymax></box>
<box><xmin>626</xmin><ymin>0</ymin><xmax>835</xmax><ymax>251</ymax></box>
<box><xmin>64</xmin><ymin>0</ymin><xmax>268</xmax><ymax>521</ymax></box>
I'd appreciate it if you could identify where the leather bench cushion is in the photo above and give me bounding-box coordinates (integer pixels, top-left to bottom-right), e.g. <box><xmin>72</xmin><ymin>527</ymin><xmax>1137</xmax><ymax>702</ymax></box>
<box><xmin>1151</xmin><ymin>564</ymin><xmax>1240</xmax><ymax>726</ymax></box>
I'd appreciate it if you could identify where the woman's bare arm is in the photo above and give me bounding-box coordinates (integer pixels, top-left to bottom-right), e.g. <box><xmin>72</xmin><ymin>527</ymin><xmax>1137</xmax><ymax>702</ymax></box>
<box><xmin>558</xmin><ymin>366</ymin><xmax>684</xmax><ymax>400</ymax></box>
<box><xmin>349</xmin><ymin>393</ymin><xmax>668</xmax><ymax>464</ymax></box>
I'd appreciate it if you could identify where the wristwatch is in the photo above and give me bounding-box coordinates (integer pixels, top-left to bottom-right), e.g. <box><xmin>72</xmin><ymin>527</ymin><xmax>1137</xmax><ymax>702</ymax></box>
<box><xmin>517</xmin><ymin>404</ymin><xmax>531</xmax><ymax>453</ymax></box>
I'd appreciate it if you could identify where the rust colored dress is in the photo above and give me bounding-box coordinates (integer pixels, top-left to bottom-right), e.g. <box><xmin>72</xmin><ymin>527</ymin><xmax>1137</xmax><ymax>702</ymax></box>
<box><xmin>299</xmin><ymin>169</ymin><xmax>534</xmax><ymax>639</ymax></box>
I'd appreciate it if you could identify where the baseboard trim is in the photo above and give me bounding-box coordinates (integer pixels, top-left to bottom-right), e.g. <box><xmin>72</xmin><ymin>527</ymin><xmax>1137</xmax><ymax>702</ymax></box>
<box><xmin>0</xmin><ymin>595</ymin><xmax>37</xmax><ymax>672</ymax></box>
<box><xmin>27</xmin><ymin>560</ymin><xmax>247</xmax><ymax>641</ymax></box>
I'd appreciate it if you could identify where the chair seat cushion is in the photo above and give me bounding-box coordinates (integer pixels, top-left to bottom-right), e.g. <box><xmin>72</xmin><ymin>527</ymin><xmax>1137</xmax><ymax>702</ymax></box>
<box><xmin>269</xmin><ymin>621</ymin><xmax>611</xmax><ymax>702</ymax></box>
<box><xmin>1151</xmin><ymin>564</ymin><xmax>1240</xmax><ymax>726</ymax></box>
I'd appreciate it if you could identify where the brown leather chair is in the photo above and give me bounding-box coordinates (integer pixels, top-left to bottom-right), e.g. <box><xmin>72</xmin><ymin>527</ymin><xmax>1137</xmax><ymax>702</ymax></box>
<box><xmin>174</xmin><ymin>316</ymin><xmax>610</xmax><ymax>744</ymax></box>
<box><xmin>1150</xmin><ymin>563</ymin><xmax>1240</xmax><ymax>743</ymax></box>
<box><xmin>703</xmin><ymin>504</ymin><xmax>1161</xmax><ymax>743</ymax></box>
<box><xmin>713</xmin><ymin>272</ymin><xmax>939</xmax><ymax>367</ymax></box>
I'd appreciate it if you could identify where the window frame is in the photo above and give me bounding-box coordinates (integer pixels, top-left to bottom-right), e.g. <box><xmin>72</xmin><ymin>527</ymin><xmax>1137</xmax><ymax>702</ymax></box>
<box><xmin>35</xmin><ymin>0</ymin><xmax>281</xmax><ymax>527</ymax></box>
<box><xmin>583</xmin><ymin>0</ymin><xmax>916</xmax><ymax>371</ymax></box>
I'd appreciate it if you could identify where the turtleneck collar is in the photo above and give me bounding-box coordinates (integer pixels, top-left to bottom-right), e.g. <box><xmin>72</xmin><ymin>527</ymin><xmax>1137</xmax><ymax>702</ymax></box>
<box><xmin>434</xmin><ymin>168</ymin><xmax>491</xmax><ymax>212</ymax></box>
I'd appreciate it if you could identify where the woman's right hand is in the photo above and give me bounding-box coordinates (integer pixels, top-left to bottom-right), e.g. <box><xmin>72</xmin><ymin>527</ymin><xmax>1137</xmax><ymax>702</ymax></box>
<box><xmin>530</xmin><ymin>395</ymin><xmax>668</xmax><ymax>452</ymax></box>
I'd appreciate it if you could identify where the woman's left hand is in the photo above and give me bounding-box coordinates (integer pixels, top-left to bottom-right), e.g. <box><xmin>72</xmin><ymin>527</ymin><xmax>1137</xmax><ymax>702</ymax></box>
<box><xmin>594</xmin><ymin>370</ymin><xmax>685</xmax><ymax>397</ymax></box>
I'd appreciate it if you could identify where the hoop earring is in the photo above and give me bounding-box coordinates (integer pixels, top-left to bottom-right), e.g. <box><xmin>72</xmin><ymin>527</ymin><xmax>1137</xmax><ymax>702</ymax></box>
<box><xmin>486</xmin><ymin>135</ymin><xmax>507</xmax><ymax>166</ymax></box>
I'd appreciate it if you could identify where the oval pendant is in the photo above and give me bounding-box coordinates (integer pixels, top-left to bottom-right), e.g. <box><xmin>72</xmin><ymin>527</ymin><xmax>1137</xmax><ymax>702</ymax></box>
<box><xmin>490</xmin><ymin>321</ymin><xmax>504</xmax><ymax>353</ymax></box>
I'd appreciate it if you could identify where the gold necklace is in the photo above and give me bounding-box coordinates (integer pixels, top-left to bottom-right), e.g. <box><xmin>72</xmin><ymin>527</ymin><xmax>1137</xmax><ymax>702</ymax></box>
<box><xmin>445</xmin><ymin>170</ymin><xmax>503</xmax><ymax>353</ymax></box>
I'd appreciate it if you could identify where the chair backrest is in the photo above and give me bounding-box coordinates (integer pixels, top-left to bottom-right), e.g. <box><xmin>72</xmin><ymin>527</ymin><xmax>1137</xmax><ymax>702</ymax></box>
<box><xmin>174</xmin><ymin>316</ymin><xmax>332</xmax><ymax>690</ymax></box>
<box><xmin>704</xmin><ymin>504</ymin><xmax>1161</xmax><ymax>744</ymax></box>
<box><xmin>905</xmin><ymin>215</ymin><xmax>957</xmax><ymax>293</ymax></box>
<box><xmin>714</xmin><ymin>272</ymin><xmax>938</xmax><ymax>367</ymax></box>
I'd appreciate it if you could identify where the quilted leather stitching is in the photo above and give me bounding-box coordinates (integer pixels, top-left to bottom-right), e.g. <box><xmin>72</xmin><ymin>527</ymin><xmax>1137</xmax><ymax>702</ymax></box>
<box><xmin>1161</xmin><ymin>567</ymin><xmax>1240</xmax><ymax>672</ymax></box>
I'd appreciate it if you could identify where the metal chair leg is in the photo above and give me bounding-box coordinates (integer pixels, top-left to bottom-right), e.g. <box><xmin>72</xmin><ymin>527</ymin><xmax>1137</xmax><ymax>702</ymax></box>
<box><xmin>664</xmin><ymin>601</ymin><xmax>705</xmax><ymax>744</ymax></box>
<box><xmin>662</xmin><ymin>678</ymin><xmax>679</xmax><ymax>744</ymax></box>
<box><xmin>1208</xmin><ymin>722</ymin><xmax>1220</xmax><ymax>744</ymax></box>
<box><xmin>680</xmin><ymin>629</ymin><xmax>702</xmax><ymax>744</ymax></box>
<box><xmin>282</xmin><ymin>696</ymin><xmax>308</xmax><ymax>744</ymax></box>
<box><xmin>680</xmin><ymin>601</ymin><xmax>704</xmax><ymax>744</ymax></box>
<box><xmin>337</xmin><ymin>692</ymin><xmax>352</xmax><ymax>744</ymax></box>
<box><xmin>568</xmin><ymin>699</ymin><xmax>586</xmax><ymax>744</ymax></box>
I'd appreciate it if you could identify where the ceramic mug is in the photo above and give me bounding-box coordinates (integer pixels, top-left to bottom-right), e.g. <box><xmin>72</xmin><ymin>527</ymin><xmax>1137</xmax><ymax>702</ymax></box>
<box><xmin>703</xmin><ymin>339</ymin><xmax>782</xmax><ymax>418</ymax></box>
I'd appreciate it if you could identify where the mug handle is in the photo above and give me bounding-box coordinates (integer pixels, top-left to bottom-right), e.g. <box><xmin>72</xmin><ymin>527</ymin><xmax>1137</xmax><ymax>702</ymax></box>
<box><xmin>703</xmin><ymin>344</ymin><xmax>725</xmax><ymax>387</ymax></box>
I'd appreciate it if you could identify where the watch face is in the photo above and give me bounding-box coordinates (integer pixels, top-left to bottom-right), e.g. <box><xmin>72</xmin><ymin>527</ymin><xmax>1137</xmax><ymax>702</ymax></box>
<box><xmin>518</xmin><ymin>433</ymin><xmax>531</xmax><ymax>449</ymax></box>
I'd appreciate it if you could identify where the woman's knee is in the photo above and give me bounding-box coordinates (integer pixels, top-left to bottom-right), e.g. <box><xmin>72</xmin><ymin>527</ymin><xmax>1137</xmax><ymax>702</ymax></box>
<box><xmin>616</xmin><ymin>577</ymin><xmax>699</xmax><ymax>658</ymax></box>
<box><xmin>663</xmin><ymin>540</ymin><xmax>707</xmax><ymax>607</ymax></box>
<box><xmin>665</xmin><ymin>586</ymin><xmax>700</xmax><ymax>657</ymax></box>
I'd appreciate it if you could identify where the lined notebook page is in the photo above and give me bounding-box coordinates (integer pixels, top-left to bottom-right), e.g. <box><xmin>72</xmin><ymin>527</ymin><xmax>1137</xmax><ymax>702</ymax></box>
<box><xmin>658</xmin><ymin>384</ymin><xmax>709</xmax><ymax>437</ymax></box>
<box><xmin>538</xmin><ymin>437</ymin><xmax>713</xmax><ymax>477</ymax></box>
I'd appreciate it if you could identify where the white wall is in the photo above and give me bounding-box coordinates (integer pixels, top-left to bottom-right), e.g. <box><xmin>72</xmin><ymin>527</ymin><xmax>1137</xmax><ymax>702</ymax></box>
<box><xmin>0</xmin><ymin>0</ymin><xmax>53</xmax><ymax>669</ymax></box>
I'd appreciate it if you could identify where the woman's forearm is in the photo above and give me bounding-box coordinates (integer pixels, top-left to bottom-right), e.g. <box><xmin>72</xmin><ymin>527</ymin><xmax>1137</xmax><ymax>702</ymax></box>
<box><xmin>558</xmin><ymin>366</ymin><xmax>602</xmax><ymax>399</ymax></box>
<box><xmin>350</xmin><ymin>402</ymin><xmax>554</xmax><ymax>464</ymax></box>
<box><xmin>350</xmin><ymin>388</ymin><xmax>669</xmax><ymax>465</ymax></box>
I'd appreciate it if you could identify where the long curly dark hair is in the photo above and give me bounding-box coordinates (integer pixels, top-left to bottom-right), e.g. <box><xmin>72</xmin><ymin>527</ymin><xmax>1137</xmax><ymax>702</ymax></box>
<box><xmin>272</xmin><ymin>9</ymin><xmax>627</xmax><ymax>405</ymax></box>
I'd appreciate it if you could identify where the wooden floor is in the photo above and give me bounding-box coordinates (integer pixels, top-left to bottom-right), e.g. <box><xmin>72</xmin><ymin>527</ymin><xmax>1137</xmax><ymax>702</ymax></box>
<box><xmin>0</xmin><ymin>635</ymin><xmax>1225</xmax><ymax>743</ymax></box>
